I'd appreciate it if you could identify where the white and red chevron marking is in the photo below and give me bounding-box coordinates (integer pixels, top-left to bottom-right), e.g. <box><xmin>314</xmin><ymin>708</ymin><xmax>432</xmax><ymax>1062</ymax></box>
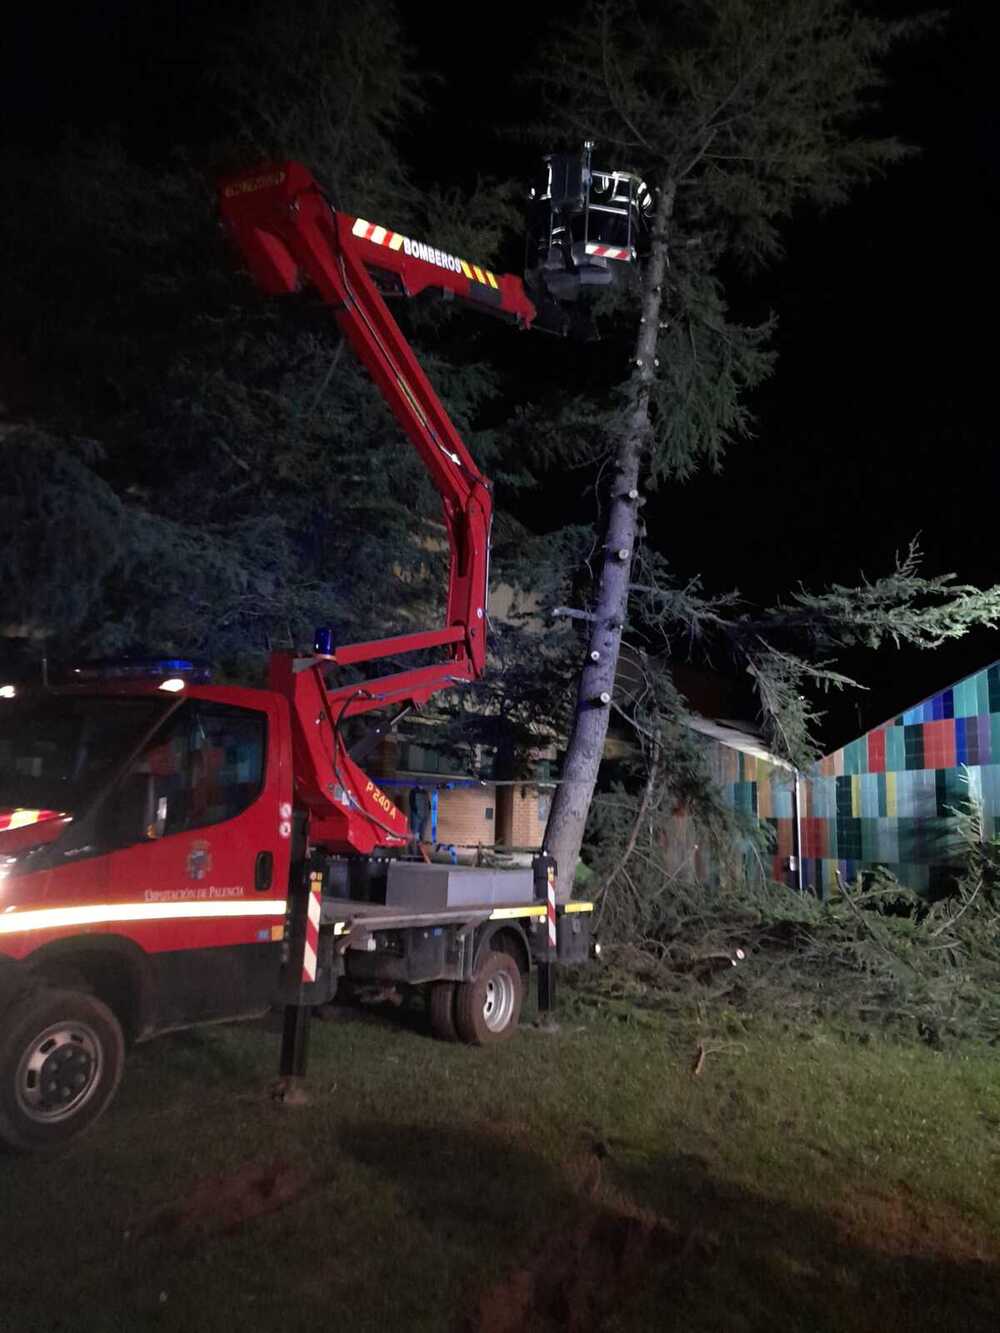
<box><xmin>302</xmin><ymin>875</ymin><xmax>322</xmax><ymax>983</ymax></box>
<box><xmin>351</xmin><ymin>216</ymin><xmax>499</xmax><ymax>286</ymax></box>
<box><xmin>546</xmin><ymin>868</ymin><xmax>557</xmax><ymax>950</ymax></box>
<box><xmin>584</xmin><ymin>243</ymin><xmax>631</xmax><ymax>261</ymax></box>
<box><xmin>352</xmin><ymin>216</ymin><xmax>405</xmax><ymax>251</ymax></box>
<box><xmin>0</xmin><ymin>808</ymin><xmax>61</xmax><ymax>832</ymax></box>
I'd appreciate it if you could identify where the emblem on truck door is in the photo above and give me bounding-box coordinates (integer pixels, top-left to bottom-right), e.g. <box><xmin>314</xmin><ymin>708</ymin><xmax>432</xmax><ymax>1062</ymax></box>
<box><xmin>186</xmin><ymin>840</ymin><xmax>213</xmax><ymax>881</ymax></box>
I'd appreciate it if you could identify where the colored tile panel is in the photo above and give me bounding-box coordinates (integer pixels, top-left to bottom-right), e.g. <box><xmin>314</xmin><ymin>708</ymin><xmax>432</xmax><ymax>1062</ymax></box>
<box><xmin>897</xmin><ymin>817</ymin><xmax>921</xmax><ymax>862</ymax></box>
<box><xmin>923</xmin><ymin>719</ymin><xmax>956</xmax><ymax>769</ymax></box>
<box><xmin>772</xmin><ymin>784</ymin><xmax>794</xmax><ymax>820</ymax></box>
<box><xmin>875</xmin><ymin>819</ymin><xmax>898</xmax><ymax>863</ymax></box>
<box><xmin>867</xmin><ymin>729</ymin><xmax>886</xmax><ymax>773</ymax></box>
<box><xmin>913</xmin><ymin>770</ymin><xmax>938</xmax><ymax>817</ymax></box>
<box><xmin>903</xmin><ymin>724</ymin><xmax>924</xmax><ymax>770</ymax></box>
<box><xmin>935</xmin><ymin>767</ymin><xmax>967</xmax><ymax>817</ymax></box>
<box><xmin>890</xmin><ymin>767</ymin><xmax>906</xmax><ymax>815</ymax></box>
<box><xmin>953</xmin><ymin>676</ymin><xmax>977</xmax><ymax>715</ymax></box>
<box><xmin>976</xmin><ymin>671</ymin><xmax>990</xmax><ymax>715</ymax></box>
<box><xmin>989</xmin><ymin>665</ymin><xmax>1000</xmax><ymax>713</ymax></box>
<box><xmin>956</xmin><ymin>716</ymin><xmax>968</xmax><ymax>766</ymax></box>
<box><xmin>977</xmin><ymin>714</ymin><xmax>991</xmax><ymax>762</ymax></box>
<box><xmin>885</xmin><ymin>727</ymin><xmax>905</xmax><ymax>772</ymax></box>
<box><xmin>837</xmin><ymin>817</ymin><xmax>862</xmax><ymax>859</ymax></box>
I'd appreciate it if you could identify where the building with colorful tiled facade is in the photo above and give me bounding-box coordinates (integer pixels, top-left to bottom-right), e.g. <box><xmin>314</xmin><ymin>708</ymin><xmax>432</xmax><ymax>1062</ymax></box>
<box><xmin>680</xmin><ymin>660</ymin><xmax>1000</xmax><ymax>899</ymax></box>
<box><xmin>662</xmin><ymin>717</ymin><xmax>797</xmax><ymax>887</ymax></box>
<box><xmin>796</xmin><ymin>662</ymin><xmax>1000</xmax><ymax>897</ymax></box>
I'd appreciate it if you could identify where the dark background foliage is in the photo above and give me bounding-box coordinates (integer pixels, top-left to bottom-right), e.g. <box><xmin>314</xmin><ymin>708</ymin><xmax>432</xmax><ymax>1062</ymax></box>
<box><xmin>1</xmin><ymin>1</ymin><xmax>996</xmax><ymax>753</ymax></box>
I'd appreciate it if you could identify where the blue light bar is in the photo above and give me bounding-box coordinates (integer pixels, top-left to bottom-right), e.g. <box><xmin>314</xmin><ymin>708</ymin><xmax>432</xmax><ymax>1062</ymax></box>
<box><xmin>69</xmin><ymin>656</ymin><xmax>213</xmax><ymax>684</ymax></box>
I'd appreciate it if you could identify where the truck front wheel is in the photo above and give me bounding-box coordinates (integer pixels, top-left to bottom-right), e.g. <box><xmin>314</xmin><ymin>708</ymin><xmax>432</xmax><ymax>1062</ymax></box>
<box><xmin>455</xmin><ymin>951</ymin><xmax>523</xmax><ymax>1044</ymax></box>
<box><xmin>0</xmin><ymin>988</ymin><xmax>125</xmax><ymax>1153</ymax></box>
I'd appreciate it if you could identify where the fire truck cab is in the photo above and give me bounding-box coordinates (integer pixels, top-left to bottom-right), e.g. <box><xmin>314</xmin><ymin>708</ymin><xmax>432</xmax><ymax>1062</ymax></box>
<box><xmin>0</xmin><ymin>677</ymin><xmax>291</xmax><ymax>1146</ymax></box>
<box><xmin>0</xmin><ymin>672</ymin><xmax>592</xmax><ymax>1153</ymax></box>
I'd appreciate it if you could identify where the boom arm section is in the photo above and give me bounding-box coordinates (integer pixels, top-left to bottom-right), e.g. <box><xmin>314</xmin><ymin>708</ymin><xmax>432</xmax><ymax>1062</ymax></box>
<box><xmin>220</xmin><ymin>161</ymin><xmax>535</xmax><ymax>855</ymax></box>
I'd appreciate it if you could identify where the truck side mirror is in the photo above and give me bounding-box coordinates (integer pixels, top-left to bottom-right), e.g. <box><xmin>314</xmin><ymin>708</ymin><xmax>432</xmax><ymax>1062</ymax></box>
<box><xmin>153</xmin><ymin>796</ymin><xmax>168</xmax><ymax>839</ymax></box>
<box><xmin>100</xmin><ymin>774</ymin><xmax>158</xmax><ymax>848</ymax></box>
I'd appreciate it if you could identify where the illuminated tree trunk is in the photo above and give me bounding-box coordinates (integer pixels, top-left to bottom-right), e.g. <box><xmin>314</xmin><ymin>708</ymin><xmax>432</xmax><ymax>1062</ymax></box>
<box><xmin>544</xmin><ymin>183</ymin><xmax>674</xmax><ymax>898</ymax></box>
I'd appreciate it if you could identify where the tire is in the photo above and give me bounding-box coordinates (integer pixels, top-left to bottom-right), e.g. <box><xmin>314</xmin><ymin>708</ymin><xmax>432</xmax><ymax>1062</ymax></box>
<box><xmin>0</xmin><ymin>988</ymin><xmax>125</xmax><ymax>1154</ymax></box>
<box><xmin>428</xmin><ymin>981</ymin><xmax>458</xmax><ymax>1041</ymax></box>
<box><xmin>454</xmin><ymin>951</ymin><xmax>523</xmax><ymax>1045</ymax></box>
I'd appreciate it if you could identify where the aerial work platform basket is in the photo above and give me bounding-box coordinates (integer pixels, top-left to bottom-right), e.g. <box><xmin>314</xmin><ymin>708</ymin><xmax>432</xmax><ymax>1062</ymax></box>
<box><xmin>526</xmin><ymin>141</ymin><xmax>652</xmax><ymax>304</ymax></box>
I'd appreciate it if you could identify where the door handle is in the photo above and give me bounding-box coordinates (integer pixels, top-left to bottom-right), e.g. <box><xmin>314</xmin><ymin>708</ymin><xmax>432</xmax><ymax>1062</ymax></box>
<box><xmin>255</xmin><ymin>851</ymin><xmax>274</xmax><ymax>892</ymax></box>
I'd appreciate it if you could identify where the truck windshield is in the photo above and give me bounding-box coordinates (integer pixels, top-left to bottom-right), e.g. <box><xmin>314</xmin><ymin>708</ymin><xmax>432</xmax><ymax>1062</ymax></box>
<box><xmin>0</xmin><ymin>695</ymin><xmax>167</xmax><ymax>815</ymax></box>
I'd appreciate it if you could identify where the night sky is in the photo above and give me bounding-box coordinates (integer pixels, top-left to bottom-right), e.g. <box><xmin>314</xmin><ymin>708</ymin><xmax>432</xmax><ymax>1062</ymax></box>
<box><xmin>4</xmin><ymin>2</ymin><xmax>997</xmax><ymax>747</ymax></box>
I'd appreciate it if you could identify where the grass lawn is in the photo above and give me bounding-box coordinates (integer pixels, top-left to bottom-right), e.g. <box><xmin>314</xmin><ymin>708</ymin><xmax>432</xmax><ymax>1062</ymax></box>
<box><xmin>2</xmin><ymin>988</ymin><xmax>999</xmax><ymax>1332</ymax></box>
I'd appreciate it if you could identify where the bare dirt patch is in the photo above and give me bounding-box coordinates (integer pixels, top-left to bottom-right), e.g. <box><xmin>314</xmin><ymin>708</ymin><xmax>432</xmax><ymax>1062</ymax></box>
<box><xmin>465</xmin><ymin>1141</ymin><xmax>1000</xmax><ymax>1333</ymax></box>
<box><xmin>468</xmin><ymin>1144</ymin><xmax>693</xmax><ymax>1333</ymax></box>
<box><xmin>132</xmin><ymin>1160</ymin><xmax>312</xmax><ymax>1246</ymax></box>
<box><xmin>833</xmin><ymin>1185</ymin><xmax>1000</xmax><ymax>1265</ymax></box>
<box><xmin>471</xmin><ymin>1207</ymin><xmax>684</xmax><ymax>1333</ymax></box>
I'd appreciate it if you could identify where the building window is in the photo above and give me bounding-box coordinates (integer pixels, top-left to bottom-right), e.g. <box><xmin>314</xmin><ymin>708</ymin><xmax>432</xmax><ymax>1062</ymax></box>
<box><xmin>397</xmin><ymin>739</ymin><xmax>471</xmax><ymax>777</ymax></box>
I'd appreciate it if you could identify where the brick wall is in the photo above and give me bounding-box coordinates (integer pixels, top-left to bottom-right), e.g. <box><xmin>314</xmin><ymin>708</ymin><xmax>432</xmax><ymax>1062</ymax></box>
<box><xmin>507</xmin><ymin>786</ymin><xmax>551</xmax><ymax>849</ymax></box>
<box><xmin>382</xmin><ymin>778</ymin><xmax>551</xmax><ymax>852</ymax></box>
<box><xmin>434</xmin><ymin>784</ymin><xmax>496</xmax><ymax>847</ymax></box>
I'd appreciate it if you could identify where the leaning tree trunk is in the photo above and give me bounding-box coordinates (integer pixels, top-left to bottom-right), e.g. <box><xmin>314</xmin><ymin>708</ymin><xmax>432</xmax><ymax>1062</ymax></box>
<box><xmin>544</xmin><ymin>182</ymin><xmax>674</xmax><ymax>899</ymax></box>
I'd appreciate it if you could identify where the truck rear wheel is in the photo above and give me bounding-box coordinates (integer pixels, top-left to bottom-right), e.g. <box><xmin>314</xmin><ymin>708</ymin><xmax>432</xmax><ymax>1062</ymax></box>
<box><xmin>0</xmin><ymin>988</ymin><xmax>125</xmax><ymax>1154</ymax></box>
<box><xmin>455</xmin><ymin>951</ymin><xmax>523</xmax><ymax>1044</ymax></box>
<box><xmin>428</xmin><ymin>981</ymin><xmax>459</xmax><ymax>1041</ymax></box>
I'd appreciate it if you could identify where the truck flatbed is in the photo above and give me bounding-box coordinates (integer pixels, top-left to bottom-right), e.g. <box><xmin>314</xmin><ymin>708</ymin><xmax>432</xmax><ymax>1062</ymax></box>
<box><xmin>321</xmin><ymin>898</ymin><xmax>593</xmax><ymax>934</ymax></box>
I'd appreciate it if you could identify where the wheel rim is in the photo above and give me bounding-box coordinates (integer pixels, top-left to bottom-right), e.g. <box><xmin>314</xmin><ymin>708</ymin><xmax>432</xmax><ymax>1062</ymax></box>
<box><xmin>15</xmin><ymin>1020</ymin><xmax>104</xmax><ymax>1124</ymax></box>
<box><xmin>482</xmin><ymin>968</ymin><xmax>516</xmax><ymax>1033</ymax></box>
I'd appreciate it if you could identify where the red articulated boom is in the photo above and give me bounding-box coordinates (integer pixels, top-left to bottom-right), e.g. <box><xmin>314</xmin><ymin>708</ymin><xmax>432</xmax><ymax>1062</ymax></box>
<box><xmin>219</xmin><ymin>161</ymin><xmax>536</xmax><ymax>857</ymax></box>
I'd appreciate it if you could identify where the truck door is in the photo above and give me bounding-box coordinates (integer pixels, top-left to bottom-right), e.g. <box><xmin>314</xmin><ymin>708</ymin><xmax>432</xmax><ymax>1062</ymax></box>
<box><xmin>101</xmin><ymin>697</ymin><xmax>291</xmax><ymax>1028</ymax></box>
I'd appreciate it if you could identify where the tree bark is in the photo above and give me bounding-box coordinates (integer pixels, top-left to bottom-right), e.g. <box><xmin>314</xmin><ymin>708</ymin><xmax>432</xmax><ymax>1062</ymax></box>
<box><xmin>544</xmin><ymin>182</ymin><xmax>674</xmax><ymax>899</ymax></box>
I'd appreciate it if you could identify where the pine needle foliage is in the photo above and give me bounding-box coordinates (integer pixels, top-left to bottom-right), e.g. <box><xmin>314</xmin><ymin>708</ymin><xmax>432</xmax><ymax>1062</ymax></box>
<box><xmin>586</xmin><ymin>765</ymin><xmax>1000</xmax><ymax>1047</ymax></box>
<box><xmin>507</xmin><ymin>1</ymin><xmax>988</xmax><ymax>886</ymax></box>
<box><xmin>524</xmin><ymin>0</ymin><xmax>933</xmax><ymax>476</ymax></box>
<box><xmin>0</xmin><ymin>2</ymin><xmax>522</xmax><ymax>675</ymax></box>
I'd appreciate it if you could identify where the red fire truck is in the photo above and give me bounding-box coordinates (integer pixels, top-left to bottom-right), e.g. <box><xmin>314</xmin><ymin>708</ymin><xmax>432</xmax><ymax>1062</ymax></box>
<box><xmin>0</xmin><ymin>162</ymin><xmax>598</xmax><ymax>1153</ymax></box>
